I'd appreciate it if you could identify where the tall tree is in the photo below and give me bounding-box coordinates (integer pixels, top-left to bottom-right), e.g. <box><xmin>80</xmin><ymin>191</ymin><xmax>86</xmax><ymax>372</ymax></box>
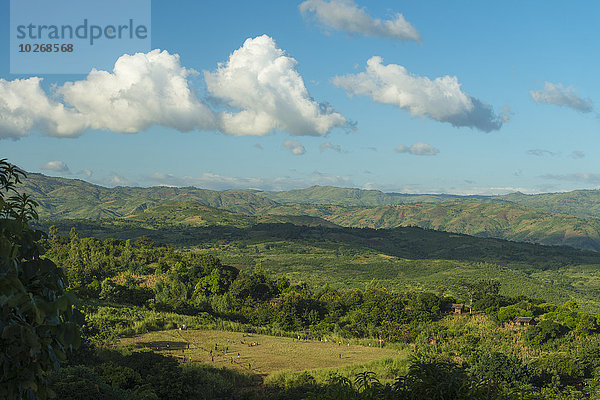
<box><xmin>0</xmin><ymin>159</ymin><xmax>79</xmax><ymax>399</ymax></box>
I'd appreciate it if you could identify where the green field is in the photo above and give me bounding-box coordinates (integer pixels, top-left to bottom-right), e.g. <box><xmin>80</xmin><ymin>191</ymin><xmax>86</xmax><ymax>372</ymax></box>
<box><xmin>119</xmin><ymin>329</ymin><xmax>404</xmax><ymax>377</ymax></box>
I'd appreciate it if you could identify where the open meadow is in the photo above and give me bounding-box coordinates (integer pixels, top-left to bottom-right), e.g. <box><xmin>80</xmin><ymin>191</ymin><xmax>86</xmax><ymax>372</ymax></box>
<box><xmin>119</xmin><ymin>329</ymin><xmax>405</xmax><ymax>377</ymax></box>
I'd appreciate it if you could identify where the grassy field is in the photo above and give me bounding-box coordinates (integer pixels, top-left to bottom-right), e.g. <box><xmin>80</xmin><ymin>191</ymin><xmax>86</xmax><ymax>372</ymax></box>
<box><xmin>119</xmin><ymin>329</ymin><xmax>404</xmax><ymax>377</ymax></box>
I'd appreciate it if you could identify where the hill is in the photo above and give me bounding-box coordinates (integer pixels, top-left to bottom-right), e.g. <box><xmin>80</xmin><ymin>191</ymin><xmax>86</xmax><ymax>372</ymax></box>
<box><xmin>36</xmin><ymin>217</ymin><xmax>600</xmax><ymax>311</ymax></box>
<box><xmin>122</xmin><ymin>201</ymin><xmax>338</xmax><ymax>229</ymax></box>
<box><xmin>20</xmin><ymin>173</ymin><xmax>278</xmax><ymax>219</ymax></box>
<box><xmin>21</xmin><ymin>173</ymin><xmax>600</xmax><ymax>251</ymax></box>
<box><xmin>258</xmin><ymin>185</ymin><xmax>481</xmax><ymax>206</ymax></box>
<box><xmin>499</xmin><ymin>190</ymin><xmax>600</xmax><ymax>219</ymax></box>
<box><xmin>319</xmin><ymin>201</ymin><xmax>600</xmax><ymax>252</ymax></box>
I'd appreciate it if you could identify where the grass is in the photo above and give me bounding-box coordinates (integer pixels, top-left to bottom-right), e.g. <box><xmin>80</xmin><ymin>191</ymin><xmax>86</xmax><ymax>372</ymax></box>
<box><xmin>119</xmin><ymin>329</ymin><xmax>405</xmax><ymax>378</ymax></box>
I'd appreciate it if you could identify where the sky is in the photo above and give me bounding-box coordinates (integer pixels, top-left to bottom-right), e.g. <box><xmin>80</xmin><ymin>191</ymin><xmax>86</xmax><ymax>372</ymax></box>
<box><xmin>2</xmin><ymin>0</ymin><xmax>600</xmax><ymax>195</ymax></box>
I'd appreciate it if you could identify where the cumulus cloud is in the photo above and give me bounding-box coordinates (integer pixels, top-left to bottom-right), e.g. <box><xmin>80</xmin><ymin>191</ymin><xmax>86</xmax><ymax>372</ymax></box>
<box><xmin>333</xmin><ymin>57</ymin><xmax>504</xmax><ymax>132</ymax></box>
<box><xmin>40</xmin><ymin>160</ymin><xmax>70</xmax><ymax>173</ymax></box>
<box><xmin>0</xmin><ymin>78</ymin><xmax>88</xmax><ymax>139</ymax></box>
<box><xmin>540</xmin><ymin>172</ymin><xmax>600</xmax><ymax>184</ymax></box>
<box><xmin>571</xmin><ymin>151</ymin><xmax>585</xmax><ymax>159</ymax></box>
<box><xmin>530</xmin><ymin>82</ymin><xmax>593</xmax><ymax>113</ymax></box>
<box><xmin>299</xmin><ymin>0</ymin><xmax>420</xmax><ymax>42</ymax></box>
<box><xmin>527</xmin><ymin>149</ymin><xmax>556</xmax><ymax>157</ymax></box>
<box><xmin>57</xmin><ymin>50</ymin><xmax>217</xmax><ymax>134</ymax></box>
<box><xmin>395</xmin><ymin>142</ymin><xmax>439</xmax><ymax>156</ymax></box>
<box><xmin>205</xmin><ymin>35</ymin><xmax>347</xmax><ymax>136</ymax></box>
<box><xmin>319</xmin><ymin>141</ymin><xmax>342</xmax><ymax>152</ymax></box>
<box><xmin>1</xmin><ymin>38</ymin><xmax>347</xmax><ymax>140</ymax></box>
<box><xmin>0</xmin><ymin>50</ymin><xmax>214</xmax><ymax>139</ymax></box>
<box><xmin>283</xmin><ymin>140</ymin><xmax>306</xmax><ymax>155</ymax></box>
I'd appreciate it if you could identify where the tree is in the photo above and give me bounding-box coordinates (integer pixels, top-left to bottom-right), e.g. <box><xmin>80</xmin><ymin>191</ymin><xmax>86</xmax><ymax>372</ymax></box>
<box><xmin>525</xmin><ymin>320</ymin><xmax>565</xmax><ymax>347</ymax></box>
<box><xmin>470</xmin><ymin>352</ymin><xmax>531</xmax><ymax>384</ymax></box>
<box><xmin>0</xmin><ymin>159</ymin><xmax>80</xmax><ymax>399</ymax></box>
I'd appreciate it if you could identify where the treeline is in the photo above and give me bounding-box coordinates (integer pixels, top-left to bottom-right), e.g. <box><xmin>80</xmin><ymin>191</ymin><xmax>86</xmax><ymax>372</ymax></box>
<box><xmin>47</xmin><ymin>227</ymin><xmax>600</xmax><ymax>346</ymax></box>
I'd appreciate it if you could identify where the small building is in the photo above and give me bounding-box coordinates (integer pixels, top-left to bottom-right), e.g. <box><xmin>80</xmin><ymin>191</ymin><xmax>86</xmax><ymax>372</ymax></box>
<box><xmin>514</xmin><ymin>316</ymin><xmax>535</xmax><ymax>326</ymax></box>
<box><xmin>450</xmin><ymin>303</ymin><xmax>465</xmax><ymax>314</ymax></box>
<box><xmin>268</xmin><ymin>297</ymin><xmax>281</xmax><ymax>306</ymax></box>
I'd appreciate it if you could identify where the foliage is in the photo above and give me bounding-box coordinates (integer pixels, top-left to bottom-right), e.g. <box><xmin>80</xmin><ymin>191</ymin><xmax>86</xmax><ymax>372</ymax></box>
<box><xmin>525</xmin><ymin>320</ymin><xmax>566</xmax><ymax>347</ymax></box>
<box><xmin>470</xmin><ymin>352</ymin><xmax>531</xmax><ymax>384</ymax></box>
<box><xmin>0</xmin><ymin>159</ymin><xmax>79</xmax><ymax>399</ymax></box>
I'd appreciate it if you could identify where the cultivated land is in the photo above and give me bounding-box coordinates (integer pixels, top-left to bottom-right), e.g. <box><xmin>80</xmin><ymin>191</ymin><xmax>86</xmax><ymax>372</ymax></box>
<box><xmin>119</xmin><ymin>329</ymin><xmax>404</xmax><ymax>377</ymax></box>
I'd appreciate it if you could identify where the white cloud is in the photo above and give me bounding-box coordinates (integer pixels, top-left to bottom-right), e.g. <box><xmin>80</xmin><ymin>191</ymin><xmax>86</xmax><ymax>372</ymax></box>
<box><xmin>0</xmin><ymin>78</ymin><xmax>88</xmax><ymax>139</ymax></box>
<box><xmin>319</xmin><ymin>141</ymin><xmax>342</xmax><ymax>152</ymax></box>
<box><xmin>283</xmin><ymin>140</ymin><xmax>307</xmax><ymax>155</ymax></box>
<box><xmin>40</xmin><ymin>160</ymin><xmax>70</xmax><ymax>173</ymax></box>
<box><xmin>0</xmin><ymin>51</ymin><xmax>215</xmax><ymax>139</ymax></box>
<box><xmin>205</xmin><ymin>35</ymin><xmax>346</xmax><ymax>136</ymax></box>
<box><xmin>57</xmin><ymin>50</ymin><xmax>217</xmax><ymax>134</ymax></box>
<box><xmin>530</xmin><ymin>82</ymin><xmax>593</xmax><ymax>113</ymax></box>
<box><xmin>333</xmin><ymin>56</ymin><xmax>504</xmax><ymax>132</ymax></box>
<box><xmin>395</xmin><ymin>142</ymin><xmax>439</xmax><ymax>156</ymax></box>
<box><xmin>1</xmin><ymin>39</ymin><xmax>346</xmax><ymax>140</ymax></box>
<box><xmin>527</xmin><ymin>149</ymin><xmax>556</xmax><ymax>157</ymax></box>
<box><xmin>299</xmin><ymin>0</ymin><xmax>420</xmax><ymax>42</ymax></box>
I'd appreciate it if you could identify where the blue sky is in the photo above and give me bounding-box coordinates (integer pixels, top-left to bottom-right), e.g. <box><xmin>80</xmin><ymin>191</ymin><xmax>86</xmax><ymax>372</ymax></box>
<box><xmin>2</xmin><ymin>0</ymin><xmax>599</xmax><ymax>194</ymax></box>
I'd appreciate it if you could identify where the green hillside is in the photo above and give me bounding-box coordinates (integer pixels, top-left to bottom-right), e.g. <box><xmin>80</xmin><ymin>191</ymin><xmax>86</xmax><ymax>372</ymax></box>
<box><xmin>122</xmin><ymin>201</ymin><xmax>338</xmax><ymax>229</ymax></box>
<box><xmin>499</xmin><ymin>190</ymin><xmax>600</xmax><ymax>219</ymax></box>
<box><xmin>318</xmin><ymin>201</ymin><xmax>600</xmax><ymax>252</ymax></box>
<box><xmin>21</xmin><ymin>173</ymin><xmax>600</xmax><ymax>251</ymax></box>
<box><xmin>20</xmin><ymin>173</ymin><xmax>278</xmax><ymax>218</ymax></box>
<box><xmin>258</xmin><ymin>185</ymin><xmax>479</xmax><ymax>206</ymax></box>
<box><xmin>36</xmin><ymin>217</ymin><xmax>600</xmax><ymax>311</ymax></box>
<box><xmin>255</xmin><ymin>201</ymin><xmax>600</xmax><ymax>252</ymax></box>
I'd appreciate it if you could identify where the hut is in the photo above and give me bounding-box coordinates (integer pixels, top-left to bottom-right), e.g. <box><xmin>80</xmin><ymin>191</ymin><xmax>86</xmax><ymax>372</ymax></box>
<box><xmin>450</xmin><ymin>303</ymin><xmax>465</xmax><ymax>314</ymax></box>
<box><xmin>268</xmin><ymin>297</ymin><xmax>281</xmax><ymax>306</ymax></box>
<box><xmin>513</xmin><ymin>317</ymin><xmax>534</xmax><ymax>326</ymax></box>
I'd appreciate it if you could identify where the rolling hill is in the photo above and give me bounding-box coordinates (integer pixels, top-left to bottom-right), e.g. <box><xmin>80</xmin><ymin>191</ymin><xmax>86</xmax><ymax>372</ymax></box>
<box><xmin>257</xmin><ymin>185</ymin><xmax>479</xmax><ymax>206</ymax></box>
<box><xmin>21</xmin><ymin>173</ymin><xmax>600</xmax><ymax>251</ymax></box>
<box><xmin>20</xmin><ymin>173</ymin><xmax>278</xmax><ymax>219</ymax></box>
<box><xmin>498</xmin><ymin>190</ymin><xmax>600</xmax><ymax>219</ymax></box>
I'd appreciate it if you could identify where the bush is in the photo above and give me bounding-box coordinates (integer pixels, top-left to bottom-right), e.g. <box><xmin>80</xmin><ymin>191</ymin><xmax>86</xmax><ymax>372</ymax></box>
<box><xmin>470</xmin><ymin>352</ymin><xmax>531</xmax><ymax>384</ymax></box>
<box><xmin>525</xmin><ymin>320</ymin><xmax>565</xmax><ymax>347</ymax></box>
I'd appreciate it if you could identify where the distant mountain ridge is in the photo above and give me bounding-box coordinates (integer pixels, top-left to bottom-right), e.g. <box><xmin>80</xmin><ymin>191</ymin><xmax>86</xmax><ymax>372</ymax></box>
<box><xmin>20</xmin><ymin>173</ymin><xmax>600</xmax><ymax>251</ymax></box>
<box><xmin>259</xmin><ymin>185</ymin><xmax>485</xmax><ymax>206</ymax></box>
<box><xmin>20</xmin><ymin>173</ymin><xmax>278</xmax><ymax>219</ymax></box>
<box><xmin>498</xmin><ymin>190</ymin><xmax>600</xmax><ymax>219</ymax></box>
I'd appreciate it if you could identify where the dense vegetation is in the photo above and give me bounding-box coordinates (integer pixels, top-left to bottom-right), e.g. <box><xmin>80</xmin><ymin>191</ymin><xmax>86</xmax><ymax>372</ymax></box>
<box><xmin>0</xmin><ymin>161</ymin><xmax>79</xmax><ymax>399</ymax></box>
<box><xmin>42</xmin><ymin>229</ymin><xmax>600</xmax><ymax>398</ymax></box>
<box><xmin>36</xmin><ymin>213</ymin><xmax>600</xmax><ymax>312</ymax></box>
<box><xmin>10</xmin><ymin>168</ymin><xmax>600</xmax><ymax>398</ymax></box>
